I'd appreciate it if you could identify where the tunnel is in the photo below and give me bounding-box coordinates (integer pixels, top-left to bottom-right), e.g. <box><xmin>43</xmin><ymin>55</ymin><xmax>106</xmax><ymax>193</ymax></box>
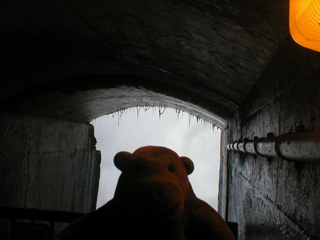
<box><xmin>1</xmin><ymin>0</ymin><xmax>320</xmax><ymax>239</ymax></box>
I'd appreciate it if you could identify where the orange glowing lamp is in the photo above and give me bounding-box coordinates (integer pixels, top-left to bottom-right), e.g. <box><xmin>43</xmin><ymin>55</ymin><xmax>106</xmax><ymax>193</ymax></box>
<box><xmin>289</xmin><ymin>0</ymin><xmax>320</xmax><ymax>52</ymax></box>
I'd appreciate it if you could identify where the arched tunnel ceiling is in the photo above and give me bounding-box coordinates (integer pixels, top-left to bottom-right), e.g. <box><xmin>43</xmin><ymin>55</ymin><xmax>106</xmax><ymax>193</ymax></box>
<box><xmin>0</xmin><ymin>0</ymin><xmax>289</xmax><ymax>126</ymax></box>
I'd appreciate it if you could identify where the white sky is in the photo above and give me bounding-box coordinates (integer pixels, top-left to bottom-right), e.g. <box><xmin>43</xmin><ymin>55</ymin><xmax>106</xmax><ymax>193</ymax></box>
<box><xmin>91</xmin><ymin>107</ymin><xmax>221</xmax><ymax>210</ymax></box>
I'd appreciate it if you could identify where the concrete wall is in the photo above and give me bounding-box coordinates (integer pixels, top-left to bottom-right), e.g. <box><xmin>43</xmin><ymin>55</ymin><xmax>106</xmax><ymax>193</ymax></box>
<box><xmin>0</xmin><ymin>113</ymin><xmax>101</xmax><ymax>238</ymax></box>
<box><xmin>219</xmin><ymin>37</ymin><xmax>320</xmax><ymax>240</ymax></box>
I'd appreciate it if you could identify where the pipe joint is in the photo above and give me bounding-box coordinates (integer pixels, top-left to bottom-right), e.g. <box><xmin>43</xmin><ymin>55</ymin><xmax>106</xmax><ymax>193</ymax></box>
<box><xmin>227</xmin><ymin>130</ymin><xmax>320</xmax><ymax>162</ymax></box>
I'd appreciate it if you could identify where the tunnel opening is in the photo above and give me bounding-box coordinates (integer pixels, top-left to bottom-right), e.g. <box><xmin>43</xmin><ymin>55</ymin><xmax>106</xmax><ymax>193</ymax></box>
<box><xmin>91</xmin><ymin>106</ymin><xmax>221</xmax><ymax>210</ymax></box>
<box><xmin>0</xmin><ymin>79</ymin><xmax>228</xmax><ymax>239</ymax></box>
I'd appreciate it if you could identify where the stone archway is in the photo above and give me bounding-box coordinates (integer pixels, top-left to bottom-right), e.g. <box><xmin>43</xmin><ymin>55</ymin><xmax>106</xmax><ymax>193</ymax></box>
<box><xmin>0</xmin><ymin>74</ymin><xmax>228</xmax><ymax>127</ymax></box>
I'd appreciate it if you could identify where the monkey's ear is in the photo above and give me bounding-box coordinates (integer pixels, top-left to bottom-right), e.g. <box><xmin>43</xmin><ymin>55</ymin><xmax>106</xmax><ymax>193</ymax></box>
<box><xmin>180</xmin><ymin>157</ymin><xmax>194</xmax><ymax>175</ymax></box>
<box><xmin>114</xmin><ymin>151</ymin><xmax>131</xmax><ymax>171</ymax></box>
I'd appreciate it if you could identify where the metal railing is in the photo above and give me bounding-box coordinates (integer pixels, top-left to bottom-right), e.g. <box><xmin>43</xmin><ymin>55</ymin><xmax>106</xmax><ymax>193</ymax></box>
<box><xmin>0</xmin><ymin>207</ymin><xmax>84</xmax><ymax>240</ymax></box>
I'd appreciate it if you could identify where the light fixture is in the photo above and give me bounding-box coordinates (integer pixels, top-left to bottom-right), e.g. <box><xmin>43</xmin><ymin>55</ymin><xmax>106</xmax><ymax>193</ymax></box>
<box><xmin>289</xmin><ymin>0</ymin><xmax>320</xmax><ymax>52</ymax></box>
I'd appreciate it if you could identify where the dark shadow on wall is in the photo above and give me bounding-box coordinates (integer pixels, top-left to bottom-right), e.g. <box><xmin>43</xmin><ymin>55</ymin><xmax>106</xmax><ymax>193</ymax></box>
<box><xmin>245</xmin><ymin>224</ymin><xmax>286</xmax><ymax>240</ymax></box>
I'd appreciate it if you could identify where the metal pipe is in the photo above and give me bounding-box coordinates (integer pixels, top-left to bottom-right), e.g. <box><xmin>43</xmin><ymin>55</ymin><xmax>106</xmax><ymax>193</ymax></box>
<box><xmin>244</xmin><ymin>140</ymin><xmax>256</xmax><ymax>155</ymax></box>
<box><xmin>237</xmin><ymin>141</ymin><xmax>246</xmax><ymax>152</ymax></box>
<box><xmin>227</xmin><ymin>130</ymin><xmax>320</xmax><ymax>162</ymax></box>
<box><xmin>255</xmin><ymin>137</ymin><xmax>277</xmax><ymax>157</ymax></box>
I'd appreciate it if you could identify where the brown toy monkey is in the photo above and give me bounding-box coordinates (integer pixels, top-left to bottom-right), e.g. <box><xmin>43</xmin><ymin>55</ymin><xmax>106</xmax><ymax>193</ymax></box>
<box><xmin>55</xmin><ymin>146</ymin><xmax>235</xmax><ymax>240</ymax></box>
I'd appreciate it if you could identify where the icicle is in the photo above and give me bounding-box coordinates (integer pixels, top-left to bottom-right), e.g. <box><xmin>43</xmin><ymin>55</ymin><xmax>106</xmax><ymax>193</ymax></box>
<box><xmin>144</xmin><ymin>106</ymin><xmax>151</xmax><ymax>112</ymax></box>
<box><xmin>136</xmin><ymin>106</ymin><xmax>141</xmax><ymax>119</ymax></box>
<box><xmin>158</xmin><ymin>106</ymin><xmax>166</xmax><ymax>118</ymax></box>
<box><xmin>175</xmin><ymin>109</ymin><xmax>181</xmax><ymax>121</ymax></box>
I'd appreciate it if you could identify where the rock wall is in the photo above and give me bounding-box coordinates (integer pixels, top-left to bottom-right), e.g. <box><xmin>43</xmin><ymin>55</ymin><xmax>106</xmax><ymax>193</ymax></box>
<box><xmin>219</xmin><ymin>37</ymin><xmax>320</xmax><ymax>240</ymax></box>
<box><xmin>0</xmin><ymin>113</ymin><xmax>101</xmax><ymax>238</ymax></box>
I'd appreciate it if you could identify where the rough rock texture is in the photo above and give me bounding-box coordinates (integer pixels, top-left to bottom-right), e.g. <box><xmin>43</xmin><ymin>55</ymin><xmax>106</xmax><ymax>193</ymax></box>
<box><xmin>0</xmin><ymin>0</ymin><xmax>289</xmax><ymax>125</ymax></box>
<box><xmin>0</xmin><ymin>85</ymin><xmax>227</xmax><ymax>127</ymax></box>
<box><xmin>0</xmin><ymin>113</ymin><xmax>101</xmax><ymax>239</ymax></box>
<box><xmin>219</xmin><ymin>37</ymin><xmax>320</xmax><ymax>239</ymax></box>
